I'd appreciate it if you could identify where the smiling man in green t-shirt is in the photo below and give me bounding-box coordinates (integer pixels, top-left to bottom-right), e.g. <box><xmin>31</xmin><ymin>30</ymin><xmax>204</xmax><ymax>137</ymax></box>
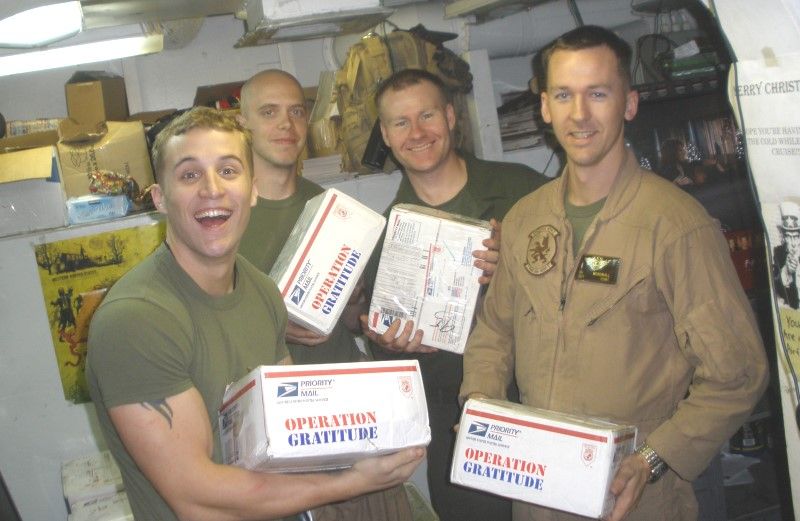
<box><xmin>87</xmin><ymin>106</ymin><xmax>423</xmax><ymax>521</ymax></box>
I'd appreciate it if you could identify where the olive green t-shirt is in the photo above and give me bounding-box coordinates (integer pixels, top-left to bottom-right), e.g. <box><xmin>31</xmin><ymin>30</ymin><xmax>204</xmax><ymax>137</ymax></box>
<box><xmin>238</xmin><ymin>176</ymin><xmax>364</xmax><ymax>365</ymax></box>
<box><xmin>86</xmin><ymin>244</ymin><xmax>289</xmax><ymax>521</ymax></box>
<box><xmin>565</xmin><ymin>196</ymin><xmax>606</xmax><ymax>255</ymax></box>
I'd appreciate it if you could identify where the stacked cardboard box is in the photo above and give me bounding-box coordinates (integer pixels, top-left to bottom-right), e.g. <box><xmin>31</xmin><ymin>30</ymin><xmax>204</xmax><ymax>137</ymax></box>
<box><xmin>67</xmin><ymin>492</ymin><xmax>133</xmax><ymax>521</ymax></box>
<box><xmin>62</xmin><ymin>451</ymin><xmax>129</xmax><ymax>519</ymax></box>
<box><xmin>58</xmin><ymin>71</ymin><xmax>154</xmax><ymax>215</ymax></box>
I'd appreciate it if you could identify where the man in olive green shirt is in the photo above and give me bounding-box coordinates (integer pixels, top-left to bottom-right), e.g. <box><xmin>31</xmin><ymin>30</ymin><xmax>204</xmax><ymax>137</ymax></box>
<box><xmin>237</xmin><ymin>69</ymin><xmax>418</xmax><ymax>521</ymax></box>
<box><xmin>87</xmin><ymin>107</ymin><xmax>423</xmax><ymax>521</ymax></box>
<box><xmin>359</xmin><ymin>68</ymin><xmax>548</xmax><ymax>521</ymax></box>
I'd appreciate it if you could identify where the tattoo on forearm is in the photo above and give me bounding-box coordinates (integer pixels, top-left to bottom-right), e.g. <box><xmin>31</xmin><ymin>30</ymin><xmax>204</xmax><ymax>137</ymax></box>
<box><xmin>141</xmin><ymin>399</ymin><xmax>174</xmax><ymax>428</ymax></box>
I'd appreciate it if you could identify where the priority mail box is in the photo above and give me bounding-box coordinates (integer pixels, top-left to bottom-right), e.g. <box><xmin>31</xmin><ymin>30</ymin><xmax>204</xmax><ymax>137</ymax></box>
<box><xmin>368</xmin><ymin>204</ymin><xmax>492</xmax><ymax>354</ymax></box>
<box><xmin>451</xmin><ymin>399</ymin><xmax>637</xmax><ymax>519</ymax></box>
<box><xmin>219</xmin><ymin>361</ymin><xmax>430</xmax><ymax>472</ymax></box>
<box><xmin>62</xmin><ymin>451</ymin><xmax>125</xmax><ymax>510</ymax></box>
<box><xmin>270</xmin><ymin>188</ymin><xmax>385</xmax><ymax>335</ymax></box>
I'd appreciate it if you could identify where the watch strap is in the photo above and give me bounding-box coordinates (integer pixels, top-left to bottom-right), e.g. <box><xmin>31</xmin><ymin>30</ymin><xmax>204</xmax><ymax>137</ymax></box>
<box><xmin>636</xmin><ymin>443</ymin><xmax>668</xmax><ymax>483</ymax></box>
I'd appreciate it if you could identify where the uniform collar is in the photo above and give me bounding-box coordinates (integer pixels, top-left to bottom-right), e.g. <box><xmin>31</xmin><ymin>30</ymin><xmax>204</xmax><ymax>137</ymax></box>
<box><xmin>550</xmin><ymin>148</ymin><xmax>643</xmax><ymax>222</ymax></box>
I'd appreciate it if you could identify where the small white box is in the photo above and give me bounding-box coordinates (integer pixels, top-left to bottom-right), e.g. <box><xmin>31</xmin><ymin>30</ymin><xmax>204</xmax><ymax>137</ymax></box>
<box><xmin>61</xmin><ymin>451</ymin><xmax>125</xmax><ymax>510</ymax></box>
<box><xmin>68</xmin><ymin>491</ymin><xmax>133</xmax><ymax>521</ymax></box>
<box><xmin>367</xmin><ymin>204</ymin><xmax>491</xmax><ymax>354</ymax></box>
<box><xmin>270</xmin><ymin>188</ymin><xmax>385</xmax><ymax>335</ymax></box>
<box><xmin>451</xmin><ymin>399</ymin><xmax>637</xmax><ymax>519</ymax></box>
<box><xmin>67</xmin><ymin>194</ymin><xmax>131</xmax><ymax>224</ymax></box>
<box><xmin>219</xmin><ymin>361</ymin><xmax>430</xmax><ymax>472</ymax></box>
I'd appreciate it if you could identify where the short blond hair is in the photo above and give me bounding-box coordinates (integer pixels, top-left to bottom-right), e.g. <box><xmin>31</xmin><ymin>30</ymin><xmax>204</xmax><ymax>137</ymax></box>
<box><xmin>151</xmin><ymin>107</ymin><xmax>252</xmax><ymax>183</ymax></box>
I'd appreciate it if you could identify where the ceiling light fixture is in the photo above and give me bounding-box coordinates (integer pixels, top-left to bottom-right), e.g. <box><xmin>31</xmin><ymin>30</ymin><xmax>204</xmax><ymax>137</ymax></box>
<box><xmin>0</xmin><ymin>31</ymin><xmax>164</xmax><ymax>78</ymax></box>
<box><xmin>0</xmin><ymin>1</ymin><xmax>83</xmax><ymax>48</ymax></box>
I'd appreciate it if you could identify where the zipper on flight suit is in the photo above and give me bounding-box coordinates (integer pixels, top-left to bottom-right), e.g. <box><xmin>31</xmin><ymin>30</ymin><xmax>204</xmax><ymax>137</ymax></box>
<box><xmin>548</xmin><ymin>219</ymin><xmax>575</xmax><ymax>406</ymax></box>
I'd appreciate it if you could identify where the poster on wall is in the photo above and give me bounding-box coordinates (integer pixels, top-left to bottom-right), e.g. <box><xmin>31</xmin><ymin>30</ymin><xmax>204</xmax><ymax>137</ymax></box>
<box><xmin>713</xmin><ymin>0</ymin><xmax>800</xmax><ymax>505</ymax></box>
<box><xmin>734</xmin><ymin>54</ymin><xmax>800</xmax><ymax>414</ymax></box>
<box><xmin>34</xmin><ymin>222</ymin><xmax>165</xmax><ymax>403</ymax></box>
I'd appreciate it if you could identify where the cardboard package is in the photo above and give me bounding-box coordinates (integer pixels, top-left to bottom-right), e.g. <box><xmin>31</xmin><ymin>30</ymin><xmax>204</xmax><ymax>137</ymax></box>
<box><xmin>0</xmin><ymin>131</ymin><xmax>67</xmax><ymax>237</ymax></box>
<box><xmin>451</xmin><ymin>399</ymin><xmax>637</xmax><ymax>519</ymax></box>
<box><xmin>68</xmin><ymin>492</ymin><xmax>133</xmax><ymax>521</ymax></box>
<box><xmin>57</xmin><ymin>121</ymin><xmax>154</xmax><ymax>200</ymax></box>
<box><xmin>219</xmin><ymin>360</ymin><xmax>430</xmax><ymax>472</ymax></box>
<box><xmin>62</xmin><ymin>451</ymin><xmax>125</xmax><ymax>510</ymax></box>
<box><xmin>65</xmin><ymin>72</ymin><xmax>128</xmax><ymax>124</ymax></box>
<box><xmin>270</xmin><ymin>188</ymin><xmax>385</xmax><ymax>335</ymax></box>
<box><xmin>367</xmin><ymin>204</ymin><xmax>491</xmax><ymax>354</ymax></box>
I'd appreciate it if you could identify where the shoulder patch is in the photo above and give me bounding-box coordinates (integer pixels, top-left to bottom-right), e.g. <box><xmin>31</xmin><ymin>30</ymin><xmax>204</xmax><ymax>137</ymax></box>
<box><xmin>524</xmin><ymin>225</ymin><xmax>559</xmax><ymax>275</ymax></box>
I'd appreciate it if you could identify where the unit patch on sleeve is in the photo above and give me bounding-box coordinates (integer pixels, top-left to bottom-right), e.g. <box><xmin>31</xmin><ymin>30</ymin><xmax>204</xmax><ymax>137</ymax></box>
<box><xmin>575</xmin><ymin>255</ymin><xmax>620</xmax><ymax>284</ymax></box>
<box><xmin>524</xmin><ymin>225</ymin><xmax>559</xmax><ymax>275</ymax></box>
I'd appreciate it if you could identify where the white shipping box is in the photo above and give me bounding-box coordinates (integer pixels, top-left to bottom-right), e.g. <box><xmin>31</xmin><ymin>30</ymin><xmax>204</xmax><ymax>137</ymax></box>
<box><xmin>219</xmin><ymin>361</ymin><xmax>430</xmax><ymax>472</ymax></box>
<box><xmin>68</xmin><ymin>492</ymin><xmax>133</xmax><ymax>521</ymax></box>
<box><xmin>367</xmin><ymin>204</ymin><xmax>491</xmax><ymax>354</ymax></box>
<box><xmin>62</xmin><ymin>451</ymin><xmax>125</xmax><ymax>510</ymax></box>
<box><xmin>451</xmin><ymin>399</ymin><xmax>637</xmax><ymax>519</ymax></box>
<box><xmin>270</xmin><ymin>188</ymin><xmax>385</xmax><ymax>335</ymax></box>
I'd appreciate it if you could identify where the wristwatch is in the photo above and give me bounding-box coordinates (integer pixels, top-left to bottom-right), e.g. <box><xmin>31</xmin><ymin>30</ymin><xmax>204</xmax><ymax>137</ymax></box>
<box><xmin>636</xmin><ymin>443</ymin><xmax>668</xmax><ymax>483</ymax></box>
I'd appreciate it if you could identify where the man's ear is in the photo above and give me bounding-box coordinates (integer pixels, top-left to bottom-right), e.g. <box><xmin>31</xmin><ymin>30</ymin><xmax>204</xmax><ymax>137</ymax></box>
<box><xmin>540</xmin><ymin>92</ymin><xmax>552</xmax><ymax>124</ymax></box>
<box><xmin>624</xmin><ymin>89</ymin><xmax>639</xmax><ymax>122</ymax></box>
<box><xmin>151</xmin><ymin>184</ymin><xmax>167</xmax><ymax>214</ymax></box>
<box><xmin>379</xmin><ymin>120</ymin><xmax>390</xmax><ymax>149</ymax></box>
<box><xmin>250</xmin><ymin>177</ymin><xmax>258</xmax><ymax>207</ymax></box>
<box><xmin>235</xmin><ymin>112</ymin><xmax>246</xmax><ymax>127</ymax></box>
<box><xmin>446</xmin><ymin>103</ymin><xmax>456</xmax><ymax>131</ymax></box>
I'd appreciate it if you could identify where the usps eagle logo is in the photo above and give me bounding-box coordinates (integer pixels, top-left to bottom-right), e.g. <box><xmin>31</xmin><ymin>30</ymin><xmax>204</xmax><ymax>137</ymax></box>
<box><xmin>277</xmin><ymin>383</ymin><xmax>298</xmax><ymax>398</ymax></box>
<box><xmin>468</xmin><ymin>422</ymin><xmax>489</xmax><ymax>437</ymax></box>
<box><xmin>581</xmin><ymin>443</ymin><xmax>597</xmax><ymax>466</ymax></box>
<box><xmin>524</xmin><ymin>225</ymin><xmax>559</xmax><ymax>275</ymax></box>
<box><xmin>289</xmin><ymin>285</ymin><xmax>305</xmax><ymax>305</ymax></box>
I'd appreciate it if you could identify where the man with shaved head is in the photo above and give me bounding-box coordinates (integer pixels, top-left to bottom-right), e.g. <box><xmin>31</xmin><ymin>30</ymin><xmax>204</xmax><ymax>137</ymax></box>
<box><xmin>238</xmin><ymin>69</ymin><xmax>366</xmax><ymax>365</ymax></box>
<box><xmin>237</xmin><ymin>70</ymin><xmax>416</xmax><ymax>521</ymax></box>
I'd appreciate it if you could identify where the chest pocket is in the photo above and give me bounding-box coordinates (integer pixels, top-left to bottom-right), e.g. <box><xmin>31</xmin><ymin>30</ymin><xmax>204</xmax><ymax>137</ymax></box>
<box><xmin>581</xmin><ymin>264</ymin><xmax>658</xmax><ymax>327</ymax></box>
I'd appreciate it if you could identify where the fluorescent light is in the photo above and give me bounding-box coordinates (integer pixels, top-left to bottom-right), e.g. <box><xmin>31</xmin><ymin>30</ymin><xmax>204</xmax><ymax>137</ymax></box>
<box><xmin>0</xmin><ymin>1</ymin><xmax>83</xmax><ymax>48</ymax></box>
<box><xmin>0</xmin><ymin>33</ymin><xmax>164</xmax><ymax>77</ymax></box>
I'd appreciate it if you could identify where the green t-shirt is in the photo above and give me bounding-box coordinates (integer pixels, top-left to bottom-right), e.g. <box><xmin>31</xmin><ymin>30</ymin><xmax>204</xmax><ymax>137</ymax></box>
<box><xmin>86</xmin><ymin>244</ymin><xmax>289</xmax><ymax>521</ymax></box>
<box><xmin>565</xmin><ymin>196</ymin><xmax>606</xmax><ymax>255</ymax></box>
<box><xmin>238</xmin><ymin>176</ymin><xmax>364</xmax><ymax>365</ymax></box>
